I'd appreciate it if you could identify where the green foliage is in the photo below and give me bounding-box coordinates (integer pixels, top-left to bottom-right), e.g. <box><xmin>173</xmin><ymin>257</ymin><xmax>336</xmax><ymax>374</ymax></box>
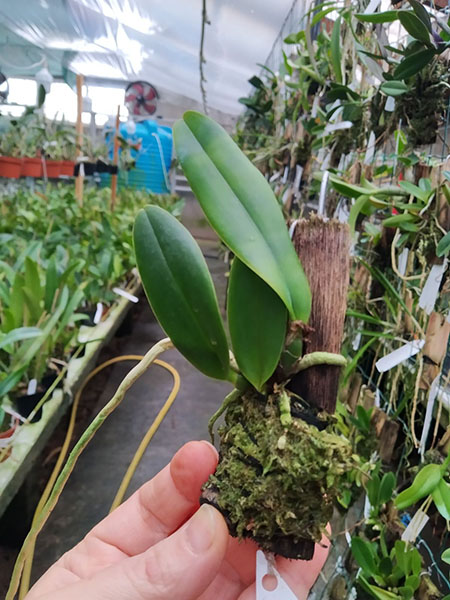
<box><xmin>227</xmin><ymin>258</ymin><xmax>287</xmax><ymax>390</ymax></box>
<box><xmin>133</xmin><ymin>206</ymin><xmax>230</xmax><ymax>381</ymax></box>
<box><xmin>173</xmin><ymin>111</ymin><xmax>311</xmax><ymax>322</ymax></box>
<box><xmin>395</xmin><ymin>464</ymin><xmax>442</xmax><ymax>509</ymax></box>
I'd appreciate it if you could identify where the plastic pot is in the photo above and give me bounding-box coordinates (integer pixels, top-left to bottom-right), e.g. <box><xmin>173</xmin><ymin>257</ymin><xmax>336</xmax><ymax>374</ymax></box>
<box><xmin>60</xmin><ymin>160</ymin><xmax>75</xmax><ymax>176</ymax></box>
<box><xmin>0</xmin><ymin>418</ymin><xmax>19</xmax><ymax>440</ymax></box>
<box><xmin>0</xmin><ymin>156</ymin><xmax>22</xmax><ymax>178</ymax></box>
<box><xmin>22</xmin><ymin>157</ymin><xmax>43</xmax><ymax>178</ymax></box>
<box><xmin>45</xmin><ymin>160</ymin><xmax>62</xmax><ymax>178</ymax></box>
<box><xmin>14</xmin><ymin>374</ymin><xmax>59</xmax><ymax>423</ymax></box>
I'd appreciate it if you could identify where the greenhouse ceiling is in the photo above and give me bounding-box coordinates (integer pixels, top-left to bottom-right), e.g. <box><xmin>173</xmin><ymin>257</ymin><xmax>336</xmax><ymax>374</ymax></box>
<box><xmin>0</xmin><ymin>0</ymin><xmax>300</xmax><ymax>115</ymax></box>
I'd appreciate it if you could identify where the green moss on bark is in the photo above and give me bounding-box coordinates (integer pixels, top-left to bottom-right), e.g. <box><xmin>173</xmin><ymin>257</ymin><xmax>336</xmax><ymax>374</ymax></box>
<box><xmin>202</xmin><ymin>388</ymin><xmax>354</xmax><ymax>554</ymax></box>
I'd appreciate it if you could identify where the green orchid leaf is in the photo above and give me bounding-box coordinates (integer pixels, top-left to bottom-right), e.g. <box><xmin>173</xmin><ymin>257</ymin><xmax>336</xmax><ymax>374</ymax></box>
<box><xmin>228</xmin><ymin>258</ymin><xmax>287</xmax><ymax>391</ymax></box>
<box><xmin>358</xmin><ymin>576</ymin><xmax>402</xmax><ymax>600</ymax></box>
<box><xmin>431</xmin><ymin>479</ymin><xmax>450</xmax><ymax>520</ymax></box>
<box><xmin>134</xmin><ymin>205</ymin><xmax>230</xmax><ymax>380</ymax></box>
<box><xmin>436</xmin><ymin>231</ymin><xmax>450</xmax><ymax>257</ymax></box>
<box><xmin>380</xmin><ymin>80</ymin><xmax>409</xmax><ymax>96</ymax></box>
<box><xmin>379</xmin><ymin>472</ymin><xmax>396</xmax><ymax>505</ymax></box>
<box><xmin>394</xmin><ymin>48</ymin><xmax>435</xmax><ymax>79</ymax></box>
<box><xmin>442</xmin><ymin>548</ymin><xmax>450</xmax><ymax>565</ymax></box>
<box><xmin>330</xmin><ymin>16</ymin><xmax>343</xmax><ymax>83</ymax></box>
<box><xmin>395</xmin><ymin>463</ymin><xmax>442</xmax><ymax>509</ymax></box>
<box><xmin>173</xmin><ymin>111</ymin><xmax>311</xmax><ymax>322</ymax></box>
<box><xmin>398</xmin><ymin>11</ymin><xmax>431</xmax><ymax>45</ymax></box>
<box><xmin>0</xmin><ymin>327</ymin><xmax>42</xmax><ymax>352</ymax></box>
<box><xmin>351</xmin><ymin>537</ymin><xmax>379</xmax><ymax>577</ymax></box>
<box><xmin>355</xmin><ymin>11</ymin><xmax>398</xmax><ymax>23</ymax></box>
<box><xmin>407</xmin><ymin>0</ymin><xmax>432</xmax><ymax>32</ymax></box>
<box><xmin>382</xmin><ymin>213</ymin><xmax>416</xmax><ymax>228</ymax></box>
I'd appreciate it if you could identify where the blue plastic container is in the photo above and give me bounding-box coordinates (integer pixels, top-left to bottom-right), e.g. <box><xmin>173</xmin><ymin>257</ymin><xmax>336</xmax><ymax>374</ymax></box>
<box><xmin>102</xmin><ymin>119</ymin><xmax>172</xmax><ymax>193</ymax></box>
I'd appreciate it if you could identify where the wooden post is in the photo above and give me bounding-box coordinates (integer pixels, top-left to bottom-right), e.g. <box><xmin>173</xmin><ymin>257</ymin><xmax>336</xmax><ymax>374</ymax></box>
<box><xmin>75</xmin><ymin>74</ymin><xmax>84</xmax><ymax>207</ymax></box>
<box><xmin>110</xmin><ymin>105</ymin><xmax>121</xmax><ymax>211</ymax></box>
<box><xmin>290</xmin><ymin>216</ymin><xmax>351</xmax><ymax>413</ymax></box>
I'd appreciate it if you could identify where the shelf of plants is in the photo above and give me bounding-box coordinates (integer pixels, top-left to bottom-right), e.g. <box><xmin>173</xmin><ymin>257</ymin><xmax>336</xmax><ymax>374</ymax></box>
<box><xmin>0</xmin><ymin>183</ymin><xmax>183</xmax><ymax>517</ymax></box>
<box><xmin>232</xmin><ymin>1</ymin><xmax>450</xmax><ymax>597</ymax></box>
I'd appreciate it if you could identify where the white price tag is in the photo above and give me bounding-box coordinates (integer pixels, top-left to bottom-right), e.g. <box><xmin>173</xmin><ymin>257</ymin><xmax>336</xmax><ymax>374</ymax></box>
<box><xmin>419</xmin><ymin>261</ymin><xmax>447</xmax><ymax>314</ymax></box>
<box><xmin>375</xmin><ymin>339</ymin><xmax>425</xmax><ymax>373</ymax></box>
<box><xmin>113</xmin><ymin>288</ymin><xmax>139</xmax><ymax>303</ymax></box>
<box><xmin>256</xmin><ymin>551</ymin><xmax>296</xmax><ymax>600</ymax></box>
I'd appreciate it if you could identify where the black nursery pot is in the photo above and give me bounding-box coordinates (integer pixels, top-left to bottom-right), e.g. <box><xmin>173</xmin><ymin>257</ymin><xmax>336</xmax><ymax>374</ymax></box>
<box><xmin>13</xmin><ymin>374</ymin><xmax>59</xmax><ymax>423</ymax></box>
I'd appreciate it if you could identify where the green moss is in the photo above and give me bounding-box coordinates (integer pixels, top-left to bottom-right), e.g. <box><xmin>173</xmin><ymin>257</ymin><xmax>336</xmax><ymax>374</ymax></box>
<box><xmin>203</xmin><ymin>388</ymin><xmax>354</xmax><ymax>552</ymax></box>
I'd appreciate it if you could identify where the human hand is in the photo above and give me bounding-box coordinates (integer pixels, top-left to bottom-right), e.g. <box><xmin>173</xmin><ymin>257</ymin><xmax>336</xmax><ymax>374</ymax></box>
<box><xmin>27</xmin><ymin>441</ymin><xmax>329</xmax><ymax>599</ymax></box>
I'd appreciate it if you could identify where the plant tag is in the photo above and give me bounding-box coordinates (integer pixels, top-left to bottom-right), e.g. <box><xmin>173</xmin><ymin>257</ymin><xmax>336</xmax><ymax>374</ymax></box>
<box><xmin>281</xmin><ymin>188</ymin><xmax>291</xmax><ymax>205</ymax></box>
<box><xmin>401</xmin><ymin>510</ymin><xmax>429</xmax><ymax>543</ymax></box>
<box><xmin>398</xmin><ymin>247</ymin><xmax>409</xmax><ymax>277</ymax></box>
<box><xmin>282</xmin><ymin>166</ymin><xmax>289</xmax><ymax>184</ymax></box>
<box><xmin>375</xmin><ymin>339</ymin><xmax>425</xmax><ymax>373</ymax></box>
<box><xmin>294</xmin><ymin>164</ymin><xmax>303</xmax><ymax>190</ymax></box>
<box><xmin>364</xmin><ymin>131</ymin><xmax>376</xmax><ymax>165</ymax></box>
<box><xmin>418</xmin><ymin>261</ymin><xmax>447</xmax><ymax>314</ymax></box>
<box><xmin>113</xmin><ymin>287</ymin><xmax>139</xmax><ymax>303</ymax></box>
<box><xmin>419</xmin><ymin>374</ymin><xmax>440</xmax><ymax>459</ymax></box>
<box><xmin>352</xmin><ymin>331</ymin><xmax>362</xmax><ymax>351</ymax></box>
<box><xmin>269</xmin><ymin>171</ymin><xmax>280</xmax><ymax>183</ymax></box>
<box><xmin>318</xmin><ymin>171</ymin><xmax>329</xmax><ymax>216</ymax></box>
<box><xmin>364</xmin><ymin>0</ymin><xmax>381</xmax><ymax>13</ymax></box>
<box><xmin>80</xmin><ymin>163</ymin><xmax>85</xmax><ymax>177</ymax></box>
<box><xmin>256</xmin><ymin>551</ymin><xmax>296</xmax><ymax>600</ymax></box>
<box><xmin>289</xmin><ymin>219</ymin><xmax>299</xmax><ymax>240</ymax></box>
<box><xmin>93</xmin><ymin>302</ymin><xmax>103</xmax><ymax>325</ymax></box>
<box><xmin>27</xmin><ymin>379</ymin><xmax>37</xmax><ymax>395</ymax></box>
<box><xmin>311</xmin><ymin>95</ymin><xmax>320</xmax><ymax>118</ymax></box>
<box><xmin>385</xmin><ymin>96</ymin><xmax>395</xmax><ymax>112</ymax></box>
<box><xmin>324</xmin><ymin>121</ymin><xmax>353</xmax><ymax>134</ymax></box>
<box><xmin>2</xmin><ymin>405</ymin><xmax>27</xmax><ymax>423</ymax></box>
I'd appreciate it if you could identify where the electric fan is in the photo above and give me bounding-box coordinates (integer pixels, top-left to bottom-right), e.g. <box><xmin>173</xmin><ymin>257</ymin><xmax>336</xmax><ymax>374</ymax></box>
<box><xmin>125</xmin><ymin>81</ymin><xmax>158</xmax><ymax>118</ymax></box>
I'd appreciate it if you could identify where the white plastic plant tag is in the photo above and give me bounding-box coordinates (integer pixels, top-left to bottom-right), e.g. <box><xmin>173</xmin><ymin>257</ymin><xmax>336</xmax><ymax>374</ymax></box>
<box><xmin>311</xmin><ymin>95</ymin><xmax>320</xmax><ymax>118</ymax></box>
<box><xmin>113</xmin><ymin>287</ymin><xmax>139</xmax><ymax>303</ymax></box>
<box><xmin>385</xmin><ymin>96</ymin><xmax>395</xmax><ymax>112</ymax></box>
<box><xmin>27</xmin><ymin>379</ymin><xmax>37</xmax><ymax>396</ymax></box>
<box><xmin>397</xmin><ymin>247</ymin><xmax>409</xmax><ymax>277</ymax></box>
<box><xmin>294</xmin><ymin>164</ymin><xmax>303</xmax><ymax>190</ymax></box>
<box><xmin>256</xmin><ymin>550</ymin><xmax>297</xmax><ymax>600</ymax></box>
<box><xmin>418</xmin><ymin>261</ymin><xmax>448</xmax><ymax>315</ymax></box>
<box><xmin>281</xmin><ymin>188</ymin><xmax>291</xmax><ymax>206</ymax></box>
<box><xmin>363</xmin><ymin>494</ymin><xmax>371</xmax><ymax>519</ymax></box>
<box><xmin>93</xmin><ymin>302</ymin><xmax>103</xmax><ymax>325</ymax></box>
<box><xmin>324</xmin><ymin>121</ymin><xmax>353</xmax><ymax>134</ymax></box>
<box><xmin>418</xmin><ymin>374</ymin><xmax>440</xmax><ymax>459</ymax></box>
<box><xmin>364</xmin><ymin>0</ymin><xmax>381</xmax><ymax>13</ymax></box>
<box><xmin>352</xmin><ymin>331</ymin><xmax>362</xmax><ymax>351</ymax></box>
<box><xmin>269</xmin><ymin>171</ymin><xmax>280</xmax><ymax>183</ymax></box>
<box><xmin>375</xmin><ymin>339</ymin><xmax>425</xmax><ymax>373</ymax></box>
<box><xmin>282</xmin><ymin>166</ymin><xmax>289</xmax><ymax>184</ymax></box>
<box><xmin>318</xmin><ymin>171</ymin><xmax>329</xmax><ymax>217</ymax></box>
<box><xmin>364</xmin><ymin>131</ymin><xmax>376</xmax><ymax>165</ymax></box>
<box><xmin>79</xmin><ymin>162</ymin><xmax>85</xmax><ymax>177</ymax></box>
<box><xmin>401</xmin><ymin>510</ymin><xmax>429</xmax><ymax>543</ymax></box>
<box><xmin>289</xmin><ymin>219</ymin><xmax>299</xmax><ymax>240</ymax></box>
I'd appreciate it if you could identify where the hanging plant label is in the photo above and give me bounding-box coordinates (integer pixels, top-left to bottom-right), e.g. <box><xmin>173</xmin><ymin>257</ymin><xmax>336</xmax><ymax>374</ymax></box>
<box><xmin>418</xmin><ymin>261</ymin><xmax>448</xmax><ymax>314</ymax></box>
<box><xmin>294</xmin><ymin>164</ymin><xmax>303</xmax><ymax>189</ymax></box>
<box><xmin>418</xmin><ymin>374</ymin><xmax>440</xmax><ymax>459</ymax></box>
<box><xmin>256</xmin><ymin>551</ymin><xmax>297</xmax><ymax>600</ymax></box>
<box><xmin>398</xmin><ymin>247</ymin><xmax>409</xmax><ymax>277</ymax></box>
<box><xmin>282</xmin><ymin>166</ymin><xmax>289</xmax><ymax>184</ymax></box>
<box><xmin>375</xmin><ymin>339</ymin><xmax>425</xmax><ymax>372</ymax></box>
<box><xmin>364</xmin><ymin>131</ymin><xmax>376</xmax><ymax>165</ymax></box>
<box><xmin>364</xmin><ymin>0</ymin><xmax>381</xmax><ymax>13</ymax></box>
<box><xmin>112</xmin><ymin>287</ymin><xmax>139</xmax><ymax>303</ymax></box>
<box><xmin>385</xmin><ymin>96</ymin><xmax>396</xmax><ymax>112</ymax></box>
<box><xmin>324</xmin><ymin>121</ymin><xmax>353</xmax><ymax>133</ymax></box>
<box><xmin>401</xmin><ymin>509</ymin><xmax>429</xmax><ymax>543</ymax></box>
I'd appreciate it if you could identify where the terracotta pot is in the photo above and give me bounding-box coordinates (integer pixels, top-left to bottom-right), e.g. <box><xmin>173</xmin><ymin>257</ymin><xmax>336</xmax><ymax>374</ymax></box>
<box><xmin>22</xmin><ymin>157</ymin><xmax>43</xmax><ymax>178</ymax></box>
<box><xmin>45</xmin><ymin>160</ymin><xmax>62</xmax><ymax>178</ymax></box>
<box><xmin>0</xmin><ymin>156</ymin><xmax>22</xmax><ymax>178</ymax></box>
<box><xmin>60</xmin><ymin>160</ymin><xmax>75</xmax><ymax>176</ymax></box>
<box><xmin>0</xmin><ymin>418</ymin><xmax>19</xmax><ymax>439</ymax></box>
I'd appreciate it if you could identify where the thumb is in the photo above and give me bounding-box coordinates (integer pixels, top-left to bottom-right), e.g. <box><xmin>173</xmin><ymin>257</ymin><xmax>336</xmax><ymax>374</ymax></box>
<box><xmin>39</xmin><ymin>504</ymin><xmax>229</xmax><ymax>600</ymax></box>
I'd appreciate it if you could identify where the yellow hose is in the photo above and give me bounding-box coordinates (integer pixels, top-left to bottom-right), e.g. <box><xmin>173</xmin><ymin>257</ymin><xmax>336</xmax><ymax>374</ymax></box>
<box><xmin>19</xmin><ymin>355</ymin><xmax>180</xmax><ymax>598</ymax></box>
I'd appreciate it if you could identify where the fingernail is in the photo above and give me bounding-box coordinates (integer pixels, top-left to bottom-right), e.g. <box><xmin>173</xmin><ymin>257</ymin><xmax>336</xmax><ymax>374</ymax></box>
<box><xmin>199</xmin><ymin>440</ymin><xmax>218</xmax><ymax>460</ymax></box>
<box><xmin>187</xmin><ymin>504</ymin><xmax>216</xmax><ymax>553</ymax></box>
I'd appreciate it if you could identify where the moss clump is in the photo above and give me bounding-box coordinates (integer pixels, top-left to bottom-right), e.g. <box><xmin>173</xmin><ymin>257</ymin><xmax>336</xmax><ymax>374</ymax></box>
<box><xmin>202</xmin><ymin>389</ymin><xmax>354</xmax><ymax>557</ymax></box>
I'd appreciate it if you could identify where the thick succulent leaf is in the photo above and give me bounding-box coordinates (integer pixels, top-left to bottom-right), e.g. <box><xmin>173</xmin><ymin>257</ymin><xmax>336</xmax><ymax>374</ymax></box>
<box><xmin>133</xmin><ymin>206</ymin><xmax>230</xmax><ymax>380</ymax></box>
<box><xmin>173</xmin><ymin>111</ymin><xmax>311</xmax><ymax>323</ymax></box>
<box><xmin>228</xmin><ymin>258</ymin><xmax>287</xmax><ymax>390</ymax></box>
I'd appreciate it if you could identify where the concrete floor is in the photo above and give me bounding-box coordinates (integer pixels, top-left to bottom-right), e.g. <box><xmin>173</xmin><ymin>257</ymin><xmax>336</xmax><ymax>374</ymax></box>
<box><xmin>0</xmin><ymin>196</ymin><xmax>231</xmax><ymax>592</ymax></box>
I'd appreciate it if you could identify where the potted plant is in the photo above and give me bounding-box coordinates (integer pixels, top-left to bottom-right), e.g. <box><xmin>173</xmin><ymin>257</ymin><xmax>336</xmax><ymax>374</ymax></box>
<box><xmin>0</xmin><ymin>120</ymin><xmax>23</xmax><ymax>178</ymax></box>
<box><xmin>21</xmin><ymin>115</ymin><xmax>45</xmax><ymax>177</ymax></box>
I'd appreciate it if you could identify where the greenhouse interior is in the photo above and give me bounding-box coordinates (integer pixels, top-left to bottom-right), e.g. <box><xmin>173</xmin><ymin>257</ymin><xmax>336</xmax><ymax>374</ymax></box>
<box><xmin>0</xmin><ymin>0</ymin><xmax>450</xmax><ymax>598</ymax></box>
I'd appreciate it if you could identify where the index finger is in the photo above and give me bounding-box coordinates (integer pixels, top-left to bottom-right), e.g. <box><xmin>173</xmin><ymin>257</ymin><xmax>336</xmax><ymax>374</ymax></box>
<box><xmin>79</xmin><ymin>441</ymin><xmax>218</xmax><ymax>557</ymax></box>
